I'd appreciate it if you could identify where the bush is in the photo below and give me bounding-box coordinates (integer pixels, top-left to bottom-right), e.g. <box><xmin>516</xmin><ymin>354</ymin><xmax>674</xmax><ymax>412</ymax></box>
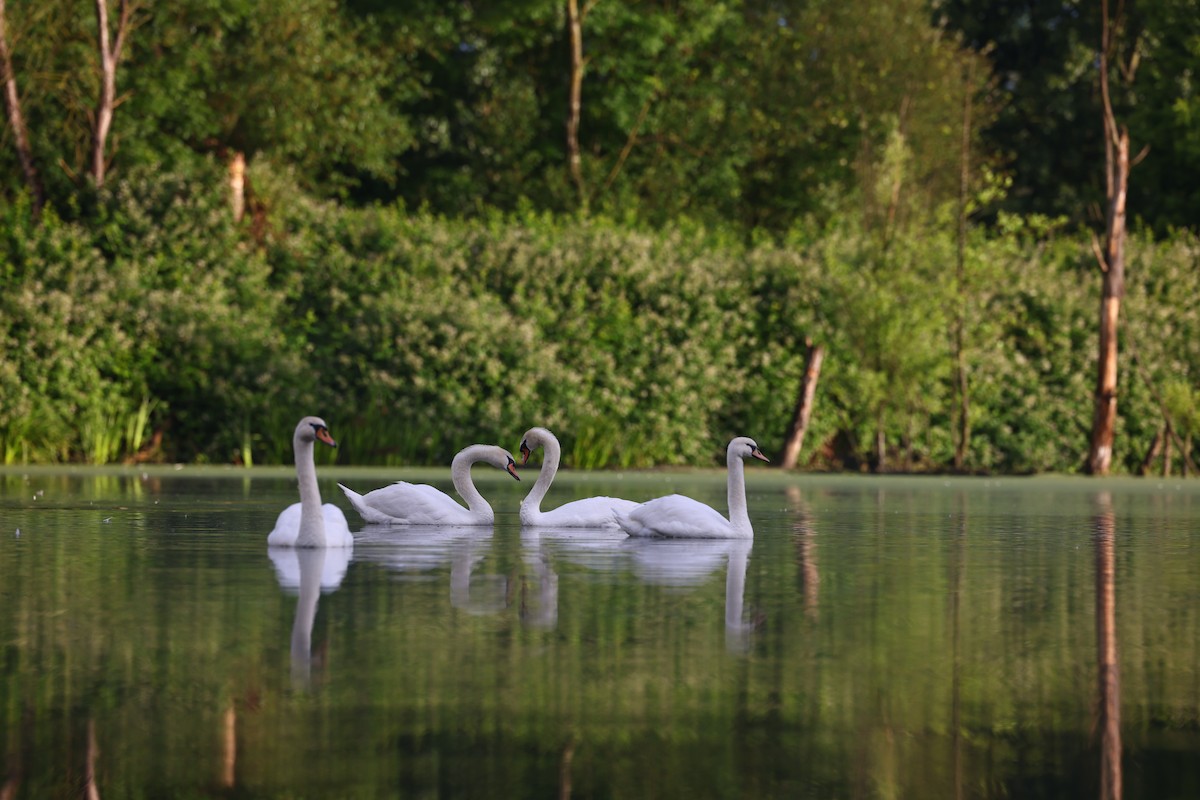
<box><xmin>3</xmin><ymin>165</ymin><xmax>1198</xmax><ymax>472</ymax></box>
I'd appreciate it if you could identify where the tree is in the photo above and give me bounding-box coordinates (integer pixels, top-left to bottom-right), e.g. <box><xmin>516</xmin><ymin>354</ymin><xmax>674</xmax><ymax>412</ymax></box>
<box><xmin>565</xmin><ymin>0</ymin><xmax>591</xmax><ymax>214</ymax></box>
<box><xmin>0</xmin><ymin>0</ymin><xmax>43</xmax><ymax>218</ymax></box>
<box><xmin>91</xmin><ymin>0</ymin><xmax>131</xmax><ymax>187</ymax></box>
<box><xmin>1086</xmin><ymin>0</ymin><xmax>1135</xmax><ymax>476</ymax></box>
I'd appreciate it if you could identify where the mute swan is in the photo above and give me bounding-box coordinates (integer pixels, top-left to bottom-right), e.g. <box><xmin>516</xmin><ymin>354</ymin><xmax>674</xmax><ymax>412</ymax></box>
<box><xmin>518</xmin><ymin>427</ymin><xmax>638</xmax><ymax>528</ymax></box>
<box><xmin>338</xmin><ymin>445</ymin><xmax>520</xmax><ymax>526</ymax></box>
<box><xmin>267</xmin><ymin>416</ymin><xmax>354</xmax><ymax>548</ymax></box>
<box><xmin>612</xmin><ymin>436</ymin><xmax>769</xmax><ymax>539</ymax></box>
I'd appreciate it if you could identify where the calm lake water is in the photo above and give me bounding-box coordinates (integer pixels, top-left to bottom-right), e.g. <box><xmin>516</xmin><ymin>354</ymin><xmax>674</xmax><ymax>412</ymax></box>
<box><xmin>1</xmin><ymin>466</ymin><xmax>1198</xmax><ymax>799</ymax></box>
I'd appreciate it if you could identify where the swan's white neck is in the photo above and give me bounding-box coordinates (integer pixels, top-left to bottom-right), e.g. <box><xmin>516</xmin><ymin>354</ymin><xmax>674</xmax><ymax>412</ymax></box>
<box><xmin>295</xmin><ymin>432</ymin><xmax>326</xmax><ymax>548</ymax></box>
<box><xmin>521</xmin><ymin>434</ymin><xmax>561</xmax><ymax>522</ymax></box>
<box><xmin>452</xmin><ymin>445</ymin><xmax>495</xmax><ymax>522</ymax></box>
<box><xmin>726</xmin><ymin>446</ymin><xmax>752</xmax><ymax>536</ymax></box>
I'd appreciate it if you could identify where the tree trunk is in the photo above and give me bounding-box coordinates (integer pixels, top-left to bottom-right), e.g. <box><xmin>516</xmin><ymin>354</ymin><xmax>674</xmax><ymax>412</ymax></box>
<box><xmin>1087</xmin><ymin>0</ymin><xmax>1129</xmax><ymax>476</ymax></box>
<box><xmin>0</xmin><ymin>0</ymin><xmax>44</xmax><ymax>219</ymax></box>
<box><xmin>229</xmin><ymin>151</ymin><xmax>246</xmax><ymax>222</ymax></box>
<box><xmin>565</xmin><ymin>0</ymin><xmax>587</xmax><ymax>214</ymax></box>
<box><xmin>1139</xmin><ymin>428</ymin><xmax>1163</xmax><ymax>476</ymax></box>
<box><xmin>91</xmin><ymin>0</ymin><xmax>130</xmax><ymax>187</ymax></box>
<box><xmin>1087</xmin><ymin>128</ymin><xmax>1127</xmax><ymax>475</ymax></box>
<box><xmin>1162</xmin><ymin>421</ymin><xmax>1173</xmax><ymax>477</ymax></box>
<box><xmin>780</xmin><ymin>343</ymin><xmax>824</xmax><ymax>469</ymax></box>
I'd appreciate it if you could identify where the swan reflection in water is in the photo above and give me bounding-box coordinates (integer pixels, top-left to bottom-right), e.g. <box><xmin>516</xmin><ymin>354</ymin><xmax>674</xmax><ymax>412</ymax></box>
<box><xmin>626</xmin><ymin>538</ymin><xmax>756</xmax><ymax>653</ymax></box>
<box><xmin>268</xmin><ymin>545</ymin><xmax>353</xmax><ymax>688</ymax></box>
<box><xmin>353</xmin><ymin>525</ymin><xmax>508</xmax><ymax>615</ymax></box>
<box><xmin>515</xmin><ymin>527</ymin><xmax>631</xmax><ymax>629</ymax></box>
<box><xmin>521</xmin><ymin>529</ymin><xmax>755</xmax><ymax>652</ymax></box>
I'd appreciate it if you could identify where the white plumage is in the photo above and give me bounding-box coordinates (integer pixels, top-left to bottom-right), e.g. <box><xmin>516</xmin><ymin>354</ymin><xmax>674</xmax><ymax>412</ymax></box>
<box><xmin>613</xmin><ymin>436</ymin><xmax>769</xmax><ymax>539</ymax></box>
<box><xmin>339</xmin><ymin>444</ymin><xmax>520</xmax><ymax>526</ymax></box>
<box><xmin>518</xmin><ymin>426</ymin><xmax>638</xmax><ymax>528</ymax></box>
<box><xmin>267</xmin><ymin>416</ymin><xmax>354</xmax><ymax>548</ymax></box>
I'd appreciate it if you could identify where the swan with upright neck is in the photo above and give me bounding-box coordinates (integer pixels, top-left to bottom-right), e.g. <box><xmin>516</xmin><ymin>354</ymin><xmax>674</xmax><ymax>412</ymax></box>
<box><xmin>612</xmin><ymin>437</ymin><xmax>769</xmax><ymax>539</ymax></box>
<box><xmin>339</xmin><ymin>445</ymin><xmax>520</xmax><ymax>526</ymax></box>
<box><xmin>267</xmin><ymin>416</ymin><xmax>354</xmax><ymax>548</ymax></box>
<box><xmin>518</xmin><ymin>427</ymin><xmax>638</xmax><ymax>528</ymax></box>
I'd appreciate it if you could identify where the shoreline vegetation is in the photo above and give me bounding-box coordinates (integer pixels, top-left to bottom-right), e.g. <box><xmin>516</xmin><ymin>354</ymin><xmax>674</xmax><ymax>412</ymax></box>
<box><xmin>2</xmin><ymin>4</ymin><xmax>1199</xmax><ymax>475</ymax></box>
<box><xmin>2</xmin><ymin>164</ymin><xmax>1198</xmax><ymax>475</ymax></box>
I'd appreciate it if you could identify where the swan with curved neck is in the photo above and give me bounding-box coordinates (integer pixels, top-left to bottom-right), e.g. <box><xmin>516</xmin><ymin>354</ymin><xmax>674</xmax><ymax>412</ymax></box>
<box><xmin>339</xmin><ymin>445</ymin><xmax>520</xmax><ymax>526</ymax></box>
<box><xmin>518</xmin><ymin>427</ymin><xmax>638</xmax><ymax>528</ymax></box>
<box><xmin>267</xmin><ymin>416</ymin><xmax>354</xmax><ymax>548</ymax></box>
<box><xmin>612</xmin><ymin>437</ymin><xmax>769</xmax><ymax>539</ymax></box>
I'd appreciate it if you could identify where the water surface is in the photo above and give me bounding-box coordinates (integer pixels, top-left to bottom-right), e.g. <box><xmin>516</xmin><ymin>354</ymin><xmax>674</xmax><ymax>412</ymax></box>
<box><xmin>1</xmin><ymin>467</ymin><xmax>1198</xmax><ymax>799</ymax></box>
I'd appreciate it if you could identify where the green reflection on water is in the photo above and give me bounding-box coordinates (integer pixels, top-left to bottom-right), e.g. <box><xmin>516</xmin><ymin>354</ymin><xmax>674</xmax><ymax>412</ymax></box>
<box><xmin>1</xmin><ymin>470</ymin><xmax>1199</xmax><ymax>799</ymax></box>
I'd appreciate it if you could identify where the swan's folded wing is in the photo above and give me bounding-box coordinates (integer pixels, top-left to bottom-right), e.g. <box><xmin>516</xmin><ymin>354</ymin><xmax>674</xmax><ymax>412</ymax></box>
<box><xmin>359</xmin><ymin>482</ymin><xmax>468</xmax><ymax>525</ymax></box>
<box><xmin>621</xmin><ymin>494</ymin><xmax>733</xmax><ymax>539</ymax></box>
<box><xmin>321</xmin><ymin>503</ymin><xmax>355</xmax><ymax>547</ymax></box>
<box><xmin>544</xmin><ymin>495</ymin><xmax>639</xmax><ymax>528</ymax></box>
<box><xmin>267</xmin><ymin>502</ymin><xmax>303</xmax><ymax>546</ymax></box>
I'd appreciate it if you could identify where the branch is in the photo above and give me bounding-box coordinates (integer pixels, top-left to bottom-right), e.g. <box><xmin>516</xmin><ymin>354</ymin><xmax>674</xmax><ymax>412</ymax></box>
<box><xmin>1131</xmin><ymin>144</ymin><xmax>1150</xmax><ymax>168</ymax></box>
<box><xmin>1090</xmin><ymin>231</ymin><xmax>1108</xmax><ymax>272</ymax></box>
<box><xmin>601</xmin><ymin>91</ymin><xmax>654</xmax><ymax>195</ymax></box>
<box><xmin>112</xmin><ymin>0</ymin><xmax>131</xmax><ymax>64</ymax></box>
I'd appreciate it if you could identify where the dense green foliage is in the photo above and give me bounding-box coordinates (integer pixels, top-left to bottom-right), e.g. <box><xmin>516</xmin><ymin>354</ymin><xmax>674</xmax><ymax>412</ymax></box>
<box><xmin>5</xmin><ymin>0</ymin><xmax>1199</xmax><ymax>228</ymax></box>
<box><xmin>937</xmin><ymin>0</ymin><xmax>1200</xmax><ymax>231</ymax></box>
<box><xmin>2</xmin><ymin>164</ymin><xmax>1199</xmax><ymax>472</ymax></box>
<box><xmin>1</xmin><ymin>1</ymin><xmax>1198</xmax><ymax>470</ymax></box>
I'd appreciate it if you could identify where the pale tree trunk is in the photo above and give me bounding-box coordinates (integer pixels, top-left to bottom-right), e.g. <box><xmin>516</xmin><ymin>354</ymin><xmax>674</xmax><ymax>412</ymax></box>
<box><xmin>0</xmin><ymin>0</ymin><xmax>44</xmax><ymax>219</ymax></box>
<box><xmin>1087</xmin><ymin>0</ymin><xmax>1130</xmax><ymax>476</ymax></box>
<box><xmin>229</xmin><ymin>151</ymin><xmax>245</xmax><ymax>222</ymax></box>
<box><xmin>91</xmin><ymin>0</ymin><xmax>130</xmax><ymax>187</ymax></box>
<box><xmin>565</xmin><ymin>0</ymin><xmax>593</xmax><ymax>215</ymax></box>
<box><xmin>780</xmin><ymin>343</ymin><xmax>824</xmax><ymax>469</ymax></box>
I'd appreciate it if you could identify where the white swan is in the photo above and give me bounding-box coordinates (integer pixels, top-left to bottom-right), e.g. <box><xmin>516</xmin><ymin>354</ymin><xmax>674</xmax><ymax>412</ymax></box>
<box><xmin>338</xmin><ymin>445</ymin><xmax>520</xmax><ymax>526</ymax></box>
<box><xmin>267</xmin><ymin>416</ymin><xmax>354</xmax><ymax>548</ymax></box>
<box><xmin>612</xmin><ymin>436</ymin><xmax>769</xmax><ymax>539</ymax></box>
<box><xmin>518</xmin><ymin>426</ymin><xmax>638</xmax><ymax>528</ymax></box>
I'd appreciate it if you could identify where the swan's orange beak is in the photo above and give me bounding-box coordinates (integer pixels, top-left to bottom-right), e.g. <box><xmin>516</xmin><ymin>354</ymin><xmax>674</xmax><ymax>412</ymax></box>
<box><xmin>520</xmin><ymin>441</ymin><xmax>532</xmax><ymax>464</ymax></box>
<box><xmin>506</xmin><ymin>459</ymin><xmax>521</xmax><ymax>481</ymax></box>
<box><xmin>751</xmin><ymin>447</ymin><xmax>769</xmax><ymax>463</ymax></box>
<box><xmin>315</xmin><ymin>426</ymin><xmax>338</xmax><ymax>448</ymax></box>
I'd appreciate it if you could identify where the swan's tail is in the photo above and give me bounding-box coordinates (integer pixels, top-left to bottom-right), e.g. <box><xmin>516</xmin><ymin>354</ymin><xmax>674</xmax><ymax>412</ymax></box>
<box><xmin>338</xmin><ymin>483</ymin><xmax>375</xmax><ymax>523</ymax></box>
<box><xmin>338</xmin><ymin>483</ymin><xmax>403</xmax><ymax>524</ymax></box>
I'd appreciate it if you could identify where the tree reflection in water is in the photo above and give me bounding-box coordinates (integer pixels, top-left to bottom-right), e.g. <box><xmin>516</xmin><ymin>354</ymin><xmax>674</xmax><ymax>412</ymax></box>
<box><xmin>787</xmin><ymin>486</ymin><xmax>819</xmax><ymax>620</ymax></box>
<box><xmin>1094</xmin><ymin>491</ymin><xmax>1121</xmax><ymax>800</ymax></box>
